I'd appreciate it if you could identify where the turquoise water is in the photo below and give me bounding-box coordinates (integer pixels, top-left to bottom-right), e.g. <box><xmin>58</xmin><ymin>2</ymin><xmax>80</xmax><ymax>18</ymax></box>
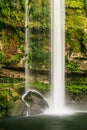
<box><xmin>0</xmin><ymin>114</ymin><xmax>87</xmax><ymax>130</ymax></box>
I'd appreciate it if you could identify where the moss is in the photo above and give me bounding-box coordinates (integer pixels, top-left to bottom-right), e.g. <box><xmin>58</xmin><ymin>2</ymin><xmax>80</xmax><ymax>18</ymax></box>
<box><xmin>30</xmin><ymin>81</ymin><xmax>50</xmax><ymax>92</ymax></box>
<box><xmin>66</xmin><ymin>85</ymin><xmax>87</xmax><ymax>94</ymax></box>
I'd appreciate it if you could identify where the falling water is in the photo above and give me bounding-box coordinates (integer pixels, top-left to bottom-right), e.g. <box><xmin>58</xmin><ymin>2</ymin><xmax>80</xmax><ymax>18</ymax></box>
<box><xmin>22</xmin><ymin>0</ymin><xmax>49</xmax><ymax>116</ymax></box>
<box><xmin>49</xmin><ymin>0</ymin><xmax>74</xmax><ymax>115</ymax></box>
<box><xmin>50</xmin><ymin>0</ymin><xmax>65</xmax><ymax>114</ymax></box>
<box><xmin>24</xmin><ymin>0</ymin><xmax>74</xmax><ymax>116</ymax></box>
<box><xmin>50</xmin><ymin>0</ymin><xmax>75</xmax><ymax>115</ymax></box>
<box><xmin>21</xmin><ymin>0</ymin><xmax>30</xmax><ymax>116</ymax></box>
<box><xmin>25</xmin><ymin>0</ymin><xmax>29</xmax><ymax>93</ymax></box>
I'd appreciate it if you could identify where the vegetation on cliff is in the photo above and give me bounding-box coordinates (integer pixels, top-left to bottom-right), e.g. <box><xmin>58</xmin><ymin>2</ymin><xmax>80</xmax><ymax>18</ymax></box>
<box><xmin>0</xmin><ymin>0</ymin><xmax>87</xmax><ymax>117</ymax></box>
<box><xmin>65</xmin><ymin>0</ymin><xmax>87</xmax><ymax>72</ymax></box>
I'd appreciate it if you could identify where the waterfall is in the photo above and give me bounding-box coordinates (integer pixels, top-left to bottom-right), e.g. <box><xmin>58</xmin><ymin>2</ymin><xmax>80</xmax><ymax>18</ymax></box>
<box><xmin>21</xmin><ymin>0</ymin><xmax>30</xmax><ymax>116</ymax></box>
<box><xmin>25</xmin><ymin>0</ymin><xmax>29</xmax><ymax>93</ymax></box>
<box><xmin>22</xmin><ymin>0</ymin><xmax>49</xmax><ymax>116</ymax></box>
<box><xmin>50</xmin><ymin>0</ymin><xmax>65</xmax><ymax>114</ymax></box>
<box><xmin>23</xmin><ymin>0</ymin><xmax>74</xmax><ymax>116</ymax></box>
<box><xmin>52</xmin><ymin>0</ymin><xmax>65</xmax><ymax>113</ymax></box>
<box><xmin>50</xmin><ymin>0</ymin><xmax>74</xmax><ymax>115</ymax></box>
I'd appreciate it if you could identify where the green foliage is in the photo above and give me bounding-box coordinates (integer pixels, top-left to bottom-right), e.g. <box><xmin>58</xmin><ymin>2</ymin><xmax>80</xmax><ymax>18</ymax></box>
<box><xmin>66</xmin><ymin>62</ymin><xmax>80</xmax><ymax>72</ymax></box>
<box><xmin>27</xmin><ymin>0</ymin><xmax>51</xmax><ymax>70</ymax></box>
<box><xmin>66</xmin><ymin>85</ymin><xmax>87</xmax><ymax>93</ymax></box>
<box><xmin>29</xmin><ymin>41</ymin><xmax>50</xmax><ymax>70</ymax></box>
<box><xmin>66</xmin><ymin>0</ymin><xmax>84</xmax><ymax>9</ymax></box>
<box><xmin>31</xmin><ymin>81</ymin><xmax>50</xmax><ymax>92</ymax></box>
<box><xmin>84</xmin><ymin>0</ymin><xmax>87</xmax><ymax>16</ymax></box>
<box><xmin>0</xmin><ymin>50</ymin><xmax>5</xmax><ymax>71</ymax></box>
<box><xmin>0</xmin><ymin>83</ymin><xmax>23</xmax><ymax>117</ymax></box>
<box><xmin>0</xmin><ymin>0</ymin><xmax>25</xmax><ymax>67</ymax></box>
<box><xmin>0</xmin><ymin>0</ymin><xmax>51</xmax><ymax>117</ymax></box>
<box><xmin>0</xmin><ymin>89</ymin><xmax>11</xmax><ymax>116</ymax></box>
<box><xmin>0</xmin><ymin>0</ymin><xmax>51</xmax><ymax>70</ymax></box>
<box><xmin>0</xmin><ymin>84</ymin><xmax>17</xmax><ymax>117</ymax></box>
<box><xmin>83</xmin><ymin>31</ymin><xmax>87</xmax><ymax>46</ymax></box>
<box><xmin>0</xmin><ymin>77</ymin><xmax>24</xmax><ymax>83</ymax></box>
<box><xmin>65</xmin><ymin>0</ymin><xmax>87</xmax><ymax>72</ymax></box>
<box><xmin>29</xmin><ymin>0</ymin><xmax>50</xmax><ymax>29</ymax></box>
<box><xmin>5</xmin><ymin>53</ymin><xmax>23</xmax><ymax>66</ymax></box>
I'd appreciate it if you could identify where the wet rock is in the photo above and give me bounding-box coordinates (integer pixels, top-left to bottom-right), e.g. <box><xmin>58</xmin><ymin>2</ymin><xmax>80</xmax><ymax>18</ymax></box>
<box><xmin>22</xmin><ymin>89</ymin><xmax>49</xmax><ymax>115</ymax></box>
<box><xmin>10</xmin><ymin>100</ymin><xmax>27</xmax><ymax>117</ymax></box>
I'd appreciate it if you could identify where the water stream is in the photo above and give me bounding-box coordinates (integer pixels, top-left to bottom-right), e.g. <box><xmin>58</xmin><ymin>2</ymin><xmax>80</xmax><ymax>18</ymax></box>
<box><xmin>23</xmin><ymin>0</ymin><xmax>73</xmax><ymax>116</ymax></box>
<box><xmin>23</xmin><ymin>0</ymin><xmax>67</xmax><ymax>116</ymax></box>
<box><xmin>22</xmin><ymin>0</ymin><xmax>49</xmax><ymax>116</ymax></box>
<box><xmin>25</xmin><ymin>0</ymin><xmax>29</xmax><ymax>93</ymax></box>
<box><xmin>51</xmin><ymin>0</ymin><xmax>65</xmax><ymax>112</ymax></box>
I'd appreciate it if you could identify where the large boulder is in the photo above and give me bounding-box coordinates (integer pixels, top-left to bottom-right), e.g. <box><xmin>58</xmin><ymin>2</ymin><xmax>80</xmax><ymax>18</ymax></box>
<box><xmin>22</xmin><ymin>89</ymin><xmax>49</xmax><ymax>115</ymax></box>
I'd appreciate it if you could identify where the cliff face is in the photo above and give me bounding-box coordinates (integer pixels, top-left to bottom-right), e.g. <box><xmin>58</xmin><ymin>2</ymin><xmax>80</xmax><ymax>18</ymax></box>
<box><xmin>0</xmin><ymin>0</ymin><xmax>87</xmax><ymax>71</ymax></box>
<box><xmin>65</xmin><ymin>0</ymin><xmax>87</xmax><ymax>73</ymax></box>
<box><xmin>0</xmin><ymin>1</ymin><xmax>25</xmax><ymax>68</ymax></box>
<box><xmin>0</xmin><ymin>0</ymin><xmax>51</xmax><ymax>71</ymax></box>
<box><xmin>0</xmin><ymin>40</ymin><xmax>24</xmax><ymax>68</ymax></box>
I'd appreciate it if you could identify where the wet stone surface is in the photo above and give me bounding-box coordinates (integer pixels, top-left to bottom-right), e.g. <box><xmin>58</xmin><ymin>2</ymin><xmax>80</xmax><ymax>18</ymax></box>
<box><xmin>23</xmin><ymin>89</ymin><xmax>49</xmax><ymax>115</ymax></box>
